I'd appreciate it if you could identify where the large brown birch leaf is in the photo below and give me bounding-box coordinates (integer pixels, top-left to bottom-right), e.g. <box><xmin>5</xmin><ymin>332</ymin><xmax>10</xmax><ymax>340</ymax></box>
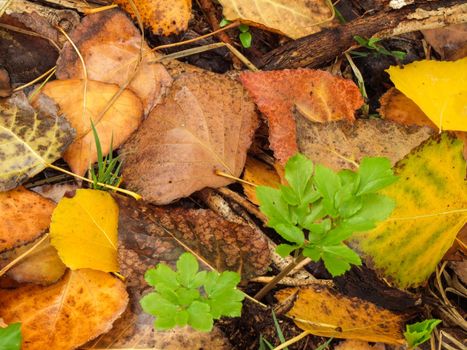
<box><xmin>38</xmin><ymin>79</ymin><xmax>143</xmax><ymax>176</ymax></box>
<box><xmin>240</xmin><ymin>69</ymin><xmax>363</xmax><ymax>164</ymax></box>
<box><xmin>89</xmin><ymin>196</ymin><xmax>269</xmax><ymax>348</ymax></box>
<box><xmin>56</xmin><ymin>9</ymin><xmax>172</xmax><ymax>115</ymax></box>
<box><xmin>0</xmin><ymin>93</ymin><xmax>74</xmax><ymax>191</ymax></box>
<box><xmin>121</xmin><ymin>72</ymin><xmax>258</xmax><ymax>204</ymax></box>
<box><xmin>218</xmin><ymin>0</ymin><xmax>333</xmax><ymax>39</ymax></box>
<box><xmin>296</xmin><ymin>115</ymin><xmax>434</xmax><ymax>171</ymax></box>
<box><xmin>0</xmin><ymin>269</ymin><xmax>128</xmax><ymax>350</ymax></box>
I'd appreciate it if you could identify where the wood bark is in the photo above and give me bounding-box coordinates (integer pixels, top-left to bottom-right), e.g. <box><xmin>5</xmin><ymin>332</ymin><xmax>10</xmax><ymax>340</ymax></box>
<box><xmin>259</xmin><ymin>0</ymin><xmax>467</xmax><ymax>70</ymax></box>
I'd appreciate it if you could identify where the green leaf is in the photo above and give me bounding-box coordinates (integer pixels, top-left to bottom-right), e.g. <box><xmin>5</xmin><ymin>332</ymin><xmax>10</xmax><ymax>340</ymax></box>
<box><xmin>404</xmin><ymin>319</ymin><xmax>441</xmax><ymax>348</ymax></box>
<box><xmin>322</xmin><ymin>244</ymin><xmax>361</xmax><ymax>276</ymax></box>
<box><xmin>176</xmin><ymin>287</ymin><xmax>200</xmax><ymax>306</ymax></box>
<box><xmin>239</xmin><ymin>31</ymin><xmax>252</xmax><ymax>48</ymax></box>
<box><xmin>345</xmin><ymin>193</ymin><xmax>395</xmax><ymax>230</ymax></box>
<box><xmin>313</xmin><ymin>164</ymin><xmax>341</xmax><ymax>205</ymax></box>
<box><xmin>280</xmin><ymin>185</ymin><xmax>300</xmax><ymax>206</ymax></box>
<box><xmin>302</xmin><ymin>245</ymin><xmax>321</xmax><ymax>261</ymax></box>
<box><xmin>145</xmin><ymin>264</ymin><xmax>179</xmax><ymax>290</ymax></box>
<box><xmin>256</xmin><ymin>186</ymin><xmax>292</xmax><ymax>227</ymax></box>
<box><xmin>238</xmin><ymin>24</ymin><xmax>250</xmax><ymax>33</ymax></box>
<box><xmin>0</xmin><ymin>323</ymin><xmax>21</xmax><ymax>350</ymax></box>
<box><xmin>176</xmin><ymin>252</ymin><xmax>199</xmax><ymax>286</ymax></box>
<box><xmin>357</xmin><ymin>157</ymin><xmax>398</xmax><ymax>195</ymax></box>
<box><xmin>274</xmin><ymin>223</ymin><xmax>305</xmax><ymax>245</ymax></box>
<box><xmin>187</xmin><ymin>301</ymin><xmax>214</xmax><ymax>332</ymax></box>
<box><xmin>140</xmin><ymin>292</ymin><xmax>178</xmax><ymax>318</ymax></box>
<box><xmin>219</xmin><ymin>18</ymin><xmax>231</xmax><ymax>27</ymax></box>
<box><xmin>175</xmin><ymin>310</ymin><xmax>189</xmax><ymax>327</ymax></box>
<box><xmin>300</xmin><ymin>202</ymin><xmax>326</xmax><ymax>230</ymax></box>
<box><xmin>276</xmin><ymin>244</ymin><xmax>299</xmax><ymax>257</ymax></box>
<box><xmin>284</xmin><ymin>154</ymin><xmax>314</xmax><ymax>203</ymax></box>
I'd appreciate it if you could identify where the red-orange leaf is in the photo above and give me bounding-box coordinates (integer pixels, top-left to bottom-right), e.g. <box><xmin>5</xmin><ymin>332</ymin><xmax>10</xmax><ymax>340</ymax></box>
<box><xmin>240</xmin><ymin>69</ymin><xmax>363</xmax><ymax>163</ymax></box>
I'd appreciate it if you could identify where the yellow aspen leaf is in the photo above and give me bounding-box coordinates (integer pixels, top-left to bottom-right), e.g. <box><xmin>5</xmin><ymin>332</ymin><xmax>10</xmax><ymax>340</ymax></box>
<box><xmin>242</xmin><ymin>157</ymin><xmax>281</xmax><ymax>205</ymax></box>
<box><xmin>386</xmin><ymin>58</ymin><xmax>467</xmax><ymax>131</ymax></box>
<box><xmin>275</xmin><ymin>286</ymin><xmax>406</xmax><ymax>345</ymax></box>
<box><xmin>351</xmin><ymin>133</ymin><xmax>467</xmax><ymax>289</ymax></box>
<box><xmin>50</xmin><ymin>189</ymin><xmax>119</xmax><ymax>272</ymax></box>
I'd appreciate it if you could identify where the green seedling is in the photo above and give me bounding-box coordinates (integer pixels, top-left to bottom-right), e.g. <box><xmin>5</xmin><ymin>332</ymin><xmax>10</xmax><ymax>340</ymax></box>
<box><xmin>352</xmin><ymin>35</ymin><xmax>407</xmax><ymax>60</ymax></box>
<box><xmin>89</xmin><ymin>121</ymin><xmax>122</xmax><ymax>190</ymax></box>
<box><xmin>257</xmin><ymin>153</ymin><xmax>397</xmax><ymax>277</ymax></box>
<box><xmin>0</xmin><ymin>323</ymin><xmax>21</xmax><ymax>350</ymax></box>
<box><xmin>220</xmin><ymin>19</ymin><xmax>252</xmax><ymax>48</ymax></box>
<box><xmin>404</xmin><ymin>319</ymin><xmax>442</xmax><ymax>349</ymax></box>
<box><xmin>140</xmin><ymin>252</ymin><xmax>244</xmax><ymax>332</ymax></box>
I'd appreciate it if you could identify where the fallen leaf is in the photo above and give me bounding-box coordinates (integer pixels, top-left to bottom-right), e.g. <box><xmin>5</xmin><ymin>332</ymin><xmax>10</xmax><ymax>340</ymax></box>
<box><xmin>0</xmin><ymin>187</ymin><xmax>55</xmax><ymax>252</ymax></box>
<box><xmin>218</xmin><ymin>0</ymin><xmax>333</xmax><ymax>39</ymax></box>
<box><xmin>114</xmin><ymin>0</ymin><xmax>192</xmax><ymax>36</ymax></box>
<box><xmin>242</xmin><ymin>157</ymin><xmax>280</xmax><ymax>205</ymax></box>
<box><xmin>0</xmin><ymin>269</ymin><xmax>128</xmax><ymax>350</ymax></box>
<box><xmin>335</xmin><ymin>340</ymin><xmax>386</xmax><ymax>350</ymax></box>
<box><xmin>350</xmin><ymin>134</ymin><xmax>467</xmax><ymax>289</ymax></box>
<box><xmin>153</xmin><ymin>326</ymin><xmax>230</xmax><ymax>350</ymax></box>
<box><xmin>275</xmin><ymin>286</ymin><xmax>406</xmax><ymax>345</ymax></box>
<box><xmin>31</xmin><ymin>183</ymin><xmax>79</xmax><ymax>203</ymax></box>
<box><xmin>387</xmin><ymin>58</ymin><xmax>467</xmax><ymax>131</ymax></box>
<box><xmin>90</xmin><ymin>196</ymin><xmax>270</xmax><ymax>348</ymax></box>
<box><xmin>379</xmin><ymin>88</ymin><xmax>437</xmax><ymax>129</ymax></box>
<box><xmin>56</xmin><ymin>9</ymin><xmax>172</xmax><ymax>115</ymax></box>
<box><xmin>296</xmin><ymin>115</ymin><xmax>433</xmax><ymax>171</ymax></box>
<box><xmin>0</xmin><ymin>92</ymin><xmax>75</xmax><ymax>191</ymax></box>
<box><xmin>38</xmin><ymin>79</ymin><xmax>143</xmax><ymax>176</ymax></box>
<box><xmin>0</xmin><ymin>235</ymin><xmax>66</xmax><ymax>285</ymax></box>
<box><xmin>50</xmin><ymin>189</ymin><xmax>119</xmax><ymax>272</ymax></box>
<box><xmin>0</xmin><ymin>68</ymin><xmax>11</xmax><ymax>97</ymax></box>
<box><xmin>422</xmin><ymin>24</ymin><xmax>467</xmax><ymax>61</ymax></box>
<box><xmin>240</xmin><ymin>69</ymin><xmax>363</xmax><ymax>163</ymax></box>
<box><xmin>121</xmin><ymin>72</ymin><xmax>258</xmax><ymax>204</ymax></box>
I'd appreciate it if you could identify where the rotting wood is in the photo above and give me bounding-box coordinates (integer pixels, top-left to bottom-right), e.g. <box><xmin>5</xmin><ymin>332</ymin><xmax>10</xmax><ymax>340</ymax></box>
<box><xmin>260</xmin><ymin>0</ymin><xmax>467</xmax><ymax>70</ymax></box>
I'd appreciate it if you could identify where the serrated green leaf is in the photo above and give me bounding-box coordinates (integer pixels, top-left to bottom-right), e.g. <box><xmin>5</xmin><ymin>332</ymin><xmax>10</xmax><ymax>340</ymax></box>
<box><xmin>175</xmin><ymin>310</ymin><xmax>189</xmax><ymax>327</ymax></box>
<box><xmin>357</xmin><ymin>157</ymin><xmax>398</xmax><ymax>195</ymax></box>
<box><xmin>176</xmin><ymin>287</ymin><xmax>200</xmax><ymax>306</ymax></box>
<box><xmin>140</xmin><ymin>292</ymin><xmax>178</xmax><ymax>318</ymax></box>
<box><xmin>0</xmin><ymin>323</ymin><xmax>21</xmax><ymax>350</ymax></box>
<box><xmin>322</xmin><ymin>244</ymin><xmax>361</xmax><ymax>276</ymax></box>
<box><xmin>176</xmin><ymin>252</ymin><xmax>199</xmax><ymax>286</ymax></box>
<box><xmin>284</xmin><ymin>154</ymin><xmax>314</xmax><ymax>203</ymax></box>
<box><xmin>187</xmin><ymin>301</ymin><xmax>213</xmax><ymax>332</ymax></box>
<box><xmin>404</xmin><ymin>319</ymin><xmax>441</xmax><ymax>348</ymax></box>
<box><xmin>274</xmin><ymin>223</ymin><xmax>305</xmax><ymax>245</ymax></box>
<box><xmin>302</xmin><ymin>245</ymin><xmax>321</xmax><ymax>261</ymax></box>
<box><xmin>145</xmin><ymin>264</ymin><xmax>179</xmax><ymax>290</ymax></box>
<box><xmin>257</xmin><ymin>186</ymin><xmax>292</xmax><ymax>226</ymax></box>
<box><xmin>276</xmin><ymin>244</ymin><xmax>299</xmax><ymax>257</ymax></box>
<box><xmin>345</xmin><ymin>193</ymin><xmax>395</xmax><ymax>230</ymax></box>
<box><xmin>313</xmin><ymin>164</ymin><xmax>341</xmax><ymax>205</ymax></box>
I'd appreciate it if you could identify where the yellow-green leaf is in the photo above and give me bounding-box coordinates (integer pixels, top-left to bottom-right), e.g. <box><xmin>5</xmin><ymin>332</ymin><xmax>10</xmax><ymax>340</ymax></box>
<box><xmin>351</xmin><ymin>133</ymin><xmax>467</xmax><ymax>289</ymax></box>
<box><xmin>387</xmin><ymin>58</ymin><xmax>467</xmax><ymax>131</ymax></box>
<box><xmin>50</xmin><ymin>189</ymin><xmax>119</xmax><ymax>272</ymax></box>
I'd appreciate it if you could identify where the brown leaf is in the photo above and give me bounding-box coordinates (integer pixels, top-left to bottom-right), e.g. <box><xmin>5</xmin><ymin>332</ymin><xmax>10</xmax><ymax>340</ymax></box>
<box><xmin>240</xmin><ymin>69</ymin><xmax>363</xmax><ymax>163</ymax></box>
<box><xmin>276</xmin><ymin>286</ymin><xmax>407</xmax><ymax>345</ymax></box>
<box><xmin>0</xmin><ymin>269</ymin><xmax>128</xmax><ymax>350</ymax></box>
<box><xmin>335</xmin><ymin>340</ymin><xmax>387</xmax><ymax>350</ymax></box>
<box><xmin>121</xmin><ymin>72</ymin><xmax>258</xmax><ymax>204</ymax></box>
<box><xmin>56</xmin><ymin>9</ymin><xmax>172</xmax><ymax>115</ymax></box>
<box><xmin>0</xmin><ymin>187</ymin><xmax>55</xmax><ymax>252</ymax></box>
<box><xmin>38</xmin><ymin>79</ymin><xmax>143</xmax><ymax>176</ymax></box>
<box><xmin>113</xmin><ymin>0</ymin><xmax>192</xmax><ymax>36</ymax></box>
<box><xmin>242</xmin><ymin>157</ymin><xmax>280</xmax><ymax>205</ymax></box>
<box><xmin>90</xmin><ymin>196</ymin><xmax>270</xmax><ymax>348</ymax></box>
<box><xmin>296</xmin><ymin>114</ymin><xmax>434</xmax><ymax>171</ymax></box>
<box><xmin>152</xmin><ymin>326</ymin><xmax>230</xmax><ymax>350</ymax></box>
<box><xmin>422</xmin><ymin>24</ymin><xmax>467</xmax><ymax>61</ymax></box>
<box><xmin>0</xmin><ymin>68</ymin><xmax>11</xmax><ymax>97</ymax></box>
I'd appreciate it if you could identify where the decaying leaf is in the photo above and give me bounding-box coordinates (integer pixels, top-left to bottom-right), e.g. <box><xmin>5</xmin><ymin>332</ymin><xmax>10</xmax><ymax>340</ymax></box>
<box><xmin>276</xmin><ymin>286</ymin><xmax>406</xmax><ymax>344</ymax></box>
<box><xmin>56</xmin><ymin>9</ymin><xmax>172</xmax><ymax>115</ymax></box>
<box><xmin>0</xmin><ymin>68</ymin><xmax>11</xmax><ymax>97</ymax></box>
<box><xmin>50</xmin><ymin>189</ymin><xmax>119</xmax><ymax>273</ymax></box>
<box><xmin>90</xmin><ymin>196</ymin><xmax>269</xmax><ymax>348</ymax></box>
<box><xmin>240</xmin><ymin>69</ymin><xmax>363</xmax><ymax>163</ymax></box>
<box><xmin>387</xmin><ymin>58</ymin><xmax>467</xmax><ymax>131</ymax></box>
<box><xmin>296</xmin><ymin>114</ymin><xmax>433</xmax><ymax>171</ymax></box>
<box><xmin>121</xmin><ymin>72</ymin><xmax>258</xmax><ymax>204</ymax></box>
<box><xmin>38</xmin><ymin>79</ymin><xmax>143</xmax><ymax>176</ymax></box>
<box><xmin>0</xmin><ymin>187</ymin><xmax>55</xmax><ymax>252</ymax></box>
<box><xmin>335</xmin><ymin>340</ymin><xmax>386</xmax><ymax>350</ymax></box>
<box><xmin>218</xmin><ymin>0</ymin><xmax>333</xmax><ymax>39</ymax></box>
<box><xmin>242</xmin><ymin>157</ymin><xmax>280</xmax><ymax>205</ymax></box>
<box><xmin>0</xmin><ymin>92</ymin><xmax>74</xmax><ymax>191</ymax></box>
<box><xmin>422</xmin><ymin>24</ymin><xmax>467</xmax><ymax>61</ymax></box>
<box><xmin>0</xmin><ymin>235</ymin><xmax>66</xmax><ymax>285</ymax></box>
<box><xmin>0</xmin><ymin>269</ymin><xmax>128</xmax><ymax>350</ymax></box>
<box><xmin>351</xmin><ymin>134</ymin><xmax>467</xmax><ymax>289</ymax></box>
<box><xmin>114</xmin><ymin>0</ymin><xmax>191</xmax><ymax>36</ymax></box>
<box><xmin>152</xmin><ymin>327</ymin><xmax>230</xmax><ymax>350</ymax></box>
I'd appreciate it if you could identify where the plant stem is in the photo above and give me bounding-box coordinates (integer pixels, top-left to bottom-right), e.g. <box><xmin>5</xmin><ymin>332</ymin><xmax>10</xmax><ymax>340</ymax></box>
<box><xmin>254</xmin><ymin>253</ymin><xmax>306</xmax><ymax>300</ymax></box>
<box><xmin>272</xmin><ymin>330</ymin><xmax>311</xmax><ymax>350</ymax></box>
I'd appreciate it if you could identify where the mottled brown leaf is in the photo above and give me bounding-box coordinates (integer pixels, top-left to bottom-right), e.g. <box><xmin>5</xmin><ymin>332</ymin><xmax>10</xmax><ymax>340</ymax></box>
<box><xmin>56</xmin><ymin>9</ymin><xmax>172</xmax><ymax>115</ymax></box>
<box><xmin>0</xmin><ymin>68</ymin><xmax>11</xmax><ymax>97</ymax></box>
<box><xmin>422</xmin><ymin>24</ymin><xmax>467</xmax><ymax>61</ymax></box>
<box><xmin>240</xmin><ymin>69</ymin><xmax>363</xmax><ymax>163</ymax></box>
<box><xmin>121</xmin><ymin>72</ymin><xmax>258</xmax><ymax>204</ymax></box>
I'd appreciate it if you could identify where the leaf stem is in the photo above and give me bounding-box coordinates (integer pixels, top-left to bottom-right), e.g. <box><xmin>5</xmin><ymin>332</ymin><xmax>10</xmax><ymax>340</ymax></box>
<box><xmin>215</xmin><ymin>170</ymin><xmax>258</xmax><ymax>187</ymax></box>
<box><xmin>272</xmin><ymin>330</ymin><xmax>311</xmax><ymax>350</ymax></box>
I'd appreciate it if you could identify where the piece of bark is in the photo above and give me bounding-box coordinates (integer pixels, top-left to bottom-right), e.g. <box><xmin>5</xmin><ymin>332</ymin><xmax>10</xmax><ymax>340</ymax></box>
<box><xmin>260</xmin><ymin>0</ymin><xmax>467</xmax><ymax>70</ymax></box>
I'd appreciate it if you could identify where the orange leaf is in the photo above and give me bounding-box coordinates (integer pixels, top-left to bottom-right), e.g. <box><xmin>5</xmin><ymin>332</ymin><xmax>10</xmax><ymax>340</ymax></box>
<box><xmin>240</xmin><ymin>69</ymin><xmax>363</xmax><ymax>163</ymax></box>
<box><xmin>242</xmin><ymin>157</ymin><xmax>280</xmax><ymax>205</ymax></box>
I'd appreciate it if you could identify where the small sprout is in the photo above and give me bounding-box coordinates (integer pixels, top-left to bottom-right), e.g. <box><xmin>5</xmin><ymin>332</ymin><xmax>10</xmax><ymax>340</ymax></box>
<box><xmin>219</xmin><ymin>18</ymin><xmax>231</xmax><ymax>27</ymax></box>
<box><xmin>140</xmin><ymin>253</ymin><xmax>244</xmax><ymax>332</ymax></box>
<box><xmin>219</xmin><ymin>19</ymin><xmax>252</xmax><ymax>48</ymax></box>
<box><xmin>404</xmin><ymin>319</ymin><xmax>441</xmax><ymax>349</ymax></box>
<box><xmin>352</xmin><ymin>35</ymin><xmax>407</xmax><ymax>60</ymax></box>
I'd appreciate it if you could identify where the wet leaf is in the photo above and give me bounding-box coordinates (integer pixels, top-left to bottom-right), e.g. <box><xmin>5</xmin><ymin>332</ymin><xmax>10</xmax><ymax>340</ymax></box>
<box><xmin>387</xmin><ymin>58</ymin><xmax>467</xmax><ymax>131</ymax></box>
<box><xmin>50</xmin><ymin>189</ymin><xmax>119</xmax><ymax>272</ymax></box>
<box><xmin>121</xmin><ymin>72</ymin><xmax>258</xmax><ymax>204</ymax></box>
<box><xmin>0</xmin><ymin>187</ymin><xmax>55</xmax><ymax>252</ymax></box>
<box><xmin>219</xmin><ymin>0</ymin><xmax>333</xmax><ymax>39</ymax></box>
<box><xmin>38</xmin><ymin>79</ymin><xmax>143</xmax><ymax>176</ymax></box>
<box><xmin>0</xmin><ymin>269</ymin><xmax>128</xmax><ymax>350</ymax></box>
<box><xmin>275</xmin><ymin>286</ymin><xmax>406</xmax><ymax>345</ymax></box>
<box><xmin>242</xmin><ymin>157</ymin><xmax>281</xmax><ymax>205</ymax></box>
<box><xmin>0</xmin><ymin>93</ymin><xmax>74</xmax><ymax>191</ymax></box>
<box><xmin>351</xmin><ymin>134</ymin><xmax>467</xmax><ymax>288</ymax></box>
<box><xmin>114</xmin><ymin>0</ymin><xmax>191</xmax><ymax>36</ymax></box>
<box><xmin>56</xmin><ymin>9</ymin><xmax>172</xmax><ymax>115</ymax></box>
<box><xmin>240</xmin><ymin>69</ymin><xmax>363</xmax><ymax>163</ymax></box>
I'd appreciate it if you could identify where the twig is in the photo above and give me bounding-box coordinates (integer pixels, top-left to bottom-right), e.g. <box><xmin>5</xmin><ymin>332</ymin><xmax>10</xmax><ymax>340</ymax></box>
<box><xmin>251</xmin><ymin>276</ymin><xmax>331</xmax><ymax>287</ymax></box>
<box><xmin>216</xmin><ymin>187</ymin><xmax>268</xmax><ymax>224</ymax></box>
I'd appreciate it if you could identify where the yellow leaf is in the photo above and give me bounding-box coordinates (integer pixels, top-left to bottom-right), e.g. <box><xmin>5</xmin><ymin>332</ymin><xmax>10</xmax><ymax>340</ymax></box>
<box><xmin>242</xmin><ymin>157</ymin><xmax>281</xmax><ymax>205</ymax></box>
<box><xmin>50</xmin><ymin>189</ymin><xmax>119</xmax><ymax>272</ymax></box>
<box><xmin>218</xmin><ymin>0</ymin><xmax>334</xmax><ymax>39</ymax></box>
<box><xmin>387</xmin><ymin>58</ymin><xmax>467</xmax><ymax>131</ymax></box>
<box><xmin>351</xmin><ymin>133</ymin><xmax>467</xmax><ymax>288</ymax></box>
<box><xmin>275</xmin><ymin>286</ymin><xmax>406</xmax><ymax>345</ymax></box>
